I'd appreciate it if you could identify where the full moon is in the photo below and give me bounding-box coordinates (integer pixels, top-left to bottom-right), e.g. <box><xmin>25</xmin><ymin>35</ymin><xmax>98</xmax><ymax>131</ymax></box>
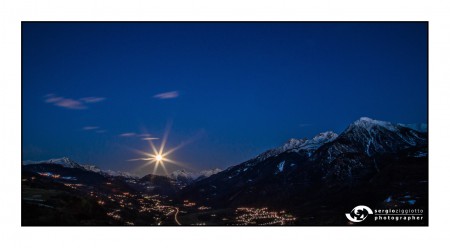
<box><xmin>155</xmin><ymin>154</ymin><xmax>163</xmax><ymax>161</ymax></box>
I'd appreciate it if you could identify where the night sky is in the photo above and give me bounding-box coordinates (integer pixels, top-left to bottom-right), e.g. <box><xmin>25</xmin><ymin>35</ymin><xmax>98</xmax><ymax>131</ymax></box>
<box><xmin>22</xmin><ymin>22</ymin><xmax>427</xmax><ymax>175</ymax></box>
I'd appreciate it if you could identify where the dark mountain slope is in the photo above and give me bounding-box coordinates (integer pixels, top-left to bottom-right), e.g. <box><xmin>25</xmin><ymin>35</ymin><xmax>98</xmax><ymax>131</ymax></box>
<box><xmin>180</xmin><ymin>118</ymin><xmax>428</xmax><ymax>225</ymax></box>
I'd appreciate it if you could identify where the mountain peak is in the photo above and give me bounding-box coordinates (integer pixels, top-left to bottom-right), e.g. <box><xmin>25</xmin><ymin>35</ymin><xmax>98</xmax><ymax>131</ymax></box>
<box><xmin>171</xmin><ymin>168</ymin><xmax>223</xmax><ymax>181</ymax></box>
<box><xmin>171</xmin><ymin>170</ymin><xmax>193</xmax><ymax>179</ymax></box>
<box><xmin>281</xmin><ymin>138</ymin><xmax>307</xmax><ymax>150</ymax></box>
<box><xmin>253</xmin><ymin>131</ymin><xmax>338</xmax><ymax>163</ymax></box>
<box><xmin>331</xmin><ymin>117</ymin><xmax>428</xmax><ymax>157</ymax></box>
<box><xmin>311</xmin><ymin>131</ymin><xmax>338</xmax><ymax>143</ymax></box>
<box><xmin>351</xmin><ymin>117</ymin><xmax>397</xmax><ymax>132</ymax></box>
<box><xmin>25</xmin><ymin>157</ymin><xmax>81</xmax><ymax>168</ymax></box>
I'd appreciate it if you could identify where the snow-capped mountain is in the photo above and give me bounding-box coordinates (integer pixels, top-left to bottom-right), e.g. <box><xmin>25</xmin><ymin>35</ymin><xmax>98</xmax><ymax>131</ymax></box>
<box><xmin>230</xmin><ymin>131</ymin><xmax>338</xmax><ymax>171</ymax></box>
<box><xmin>22</xmin><ymin>157</ymin><xmax>82</xmax><ymax>168</ymax></box>
<box><xmin>170</xmin><ymin>168</ymin><xmax>223</xmax><ymax>182</ymax></box>
<box><xmin>315</xmin><ymin>117</ymin><xmax>427</xmax><ymax>161</ymax></box>
<box><xmin>170</xmin><ymin>169</ymin><xmax>194</xmax><ymax>183</ymax></box>
<box><xmin>22</xmin><ymin>157</ymin><xmax>137</xmax><ymax>179</ymax></box>
<box><xmin>291</xmin><ymin>131</ymin><xmax>339</xmax><ymax>153</ymax></box>
<box><xmin>253</xmin><ymin>138</ymin><xmax>307</xmax><ymax>162</ymax></box>
<box><xmin>102</xmin><ymin>170</ymin><xmax>137</xmax><ymax>178</ymax></box>
<box><xmin>197</xmin><ymin>168</ymin><xmax>222</xmax><ymax>178</ymax></box>
<box><xmin>181</xmin><ymin>117</ymin><xmax>428</xmax><ymax>212</ymax></box>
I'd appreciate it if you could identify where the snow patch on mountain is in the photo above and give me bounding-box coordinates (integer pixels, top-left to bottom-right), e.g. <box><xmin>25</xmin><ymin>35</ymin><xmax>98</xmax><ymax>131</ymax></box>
<box><xmin>292</xmin><ymin>131</ymin><xmax>339</xmax><ymax>152</ymax></box>
<box><xmin>349</xmin><ymin>117</ymin><xmax>427</xmax><ymax>134</ymax></box>
<box><xmin>413</xmin><ymin>151</ymin><xmax>427</xmax><ymax>158</ymax></box>
<box><xmin>277</xmin><ymin>161</ymin><xmax>285</xmax><ymax>172</ymax></box>
<box><xmin>171</xmin><ymin>170</ymin><xmax>194</xmax><ymax>182</ymax></box>
<box><xmin>255</xmin><ymin>138</ymin><xmax>307</xmax><ymax>162</ymax></box>
<box><xmin>255</xmin><ymin>131</ymin><xmax>338</xmax><ymax>163</ymax></box>
<box><xmin>171</xmin><ymin>168</ymin><xmax>223</xmax><ymax>181</ymax></box>
<box><xmin>198</xmin><ymin>168</ymin><xmax>222</xmax><ymax>178</ymax></box>
<box><xmin>352</xmin><ymin>117</ymin><xmax>398</xmax><ymax>132</ymax></box>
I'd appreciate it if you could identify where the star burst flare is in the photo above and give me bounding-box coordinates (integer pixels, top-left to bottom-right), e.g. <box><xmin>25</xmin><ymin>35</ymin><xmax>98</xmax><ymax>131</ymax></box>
<box><xmin>127</xmin><ymin>124</ymin><xmax>189</xmax><ymax>176</ymax></box>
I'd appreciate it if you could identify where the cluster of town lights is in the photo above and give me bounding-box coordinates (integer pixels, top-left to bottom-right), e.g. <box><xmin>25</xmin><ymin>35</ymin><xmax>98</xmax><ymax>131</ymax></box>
<box><xmin>234</xmin><ymin>207</ymin><xmax>296</xmax><ymax>225</ymax></box>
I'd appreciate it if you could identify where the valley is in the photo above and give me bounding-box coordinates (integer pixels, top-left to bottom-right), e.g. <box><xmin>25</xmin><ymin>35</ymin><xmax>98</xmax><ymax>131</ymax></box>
<box><xmin>22</xmin><ymin>117</ymin><xmax>428</xmax><ymax>226</ymax></box>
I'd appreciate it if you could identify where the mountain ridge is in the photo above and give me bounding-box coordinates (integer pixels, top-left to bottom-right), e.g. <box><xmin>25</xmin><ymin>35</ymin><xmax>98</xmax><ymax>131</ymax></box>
<box><xmin>180</xmin><ymin>117</ymin><xmax>428</xmax><ymax>215</ymax></box>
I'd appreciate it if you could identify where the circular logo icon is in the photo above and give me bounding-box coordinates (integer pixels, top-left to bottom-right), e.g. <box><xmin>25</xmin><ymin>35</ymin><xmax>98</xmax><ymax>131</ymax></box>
<box><xmin>345</xmin><ymin>205</ymin><xmax>373</xmax><ymax>222</ymax></box>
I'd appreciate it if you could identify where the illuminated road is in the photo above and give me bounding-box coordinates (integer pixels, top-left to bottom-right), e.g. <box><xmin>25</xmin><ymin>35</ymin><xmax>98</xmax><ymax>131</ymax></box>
<box><xmin>173</xmin><ymin>207</ymin><xmax>181</xmax><ymax>225</ymax></box>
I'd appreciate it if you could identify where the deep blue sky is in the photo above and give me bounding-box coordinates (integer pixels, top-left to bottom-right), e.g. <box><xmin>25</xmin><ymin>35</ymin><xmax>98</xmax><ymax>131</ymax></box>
<box><xmin>22</xmin><ymin>22</ymin><xmax>427</xmax><ymax>175</ymax></box>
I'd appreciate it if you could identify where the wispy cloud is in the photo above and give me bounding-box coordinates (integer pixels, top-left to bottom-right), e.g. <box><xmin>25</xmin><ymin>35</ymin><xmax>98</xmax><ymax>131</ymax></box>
<box><xmin>80</xmin><ymin>97</ymin><xmax>106</xmax><ymax>103</ymax></box>
<box><xmin>119</xmin><ymin>132</ymin><xmax>137</xmax><ymax>137</ymax></box>
<box><xmin>83</xmin><ymin>126</ymin><xmax>107</xmax><ymax>133</ymax></box>
<box><xmin>83</xmin><ymin>126</ymin><xmax>99</xmax><ymax>130</ymax></box>
<box><xmin>44</xmin><ymin>94</ymin><xmax>105</xmax><ymax>110</ymax></box>
<box><xmin>137</xmin><ymin>133</ymin><xmax>159</xmax><ymax>140</ymax></box>
<box><xmin>153</xmin><ymin>91</ymin><xmax>179</xmax><ymax>99</ymax></box>
<box><xmin>45</xmin><ymin>95</ymin><xmax>86</xmax><ymax>109</ymax></box>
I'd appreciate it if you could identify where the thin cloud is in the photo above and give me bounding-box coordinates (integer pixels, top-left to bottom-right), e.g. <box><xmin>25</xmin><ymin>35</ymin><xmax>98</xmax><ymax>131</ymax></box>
<box><xmin>119</xmin><ymin>132</ymin><xmax>137</xmax><ymax>137</ymax></box>
<box><xmin>44</xmin><ymin>95</ymin><xmax>63</xmax><ymax>103</ymax></box>
<box><xmin>141</xmin><ymin>137</ymin><xmax>159</xmax><ymax>141</ymax></box>
<box><xmin>80</xmin><ymin>97</ymin><xmax>106</xmax><ymax>103</ymax></box>
<box><xmin>153</xmin><ymin>91</ymin><xmax>179</xmax><ymax>99</ymax></box>
<box><xmin>46</xmin><ymin>96</ymin><xmax>86</xmax><ymax>109</ymax></box>
<box><xmin>44</xmin><ymin>94</ymin><xmax>105</xmax><ymax>110</ymax></box>
<box><xmin>83</xmin><ymin>126</ymin><xmax>99</xmax><ymax>130</ymax></box>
